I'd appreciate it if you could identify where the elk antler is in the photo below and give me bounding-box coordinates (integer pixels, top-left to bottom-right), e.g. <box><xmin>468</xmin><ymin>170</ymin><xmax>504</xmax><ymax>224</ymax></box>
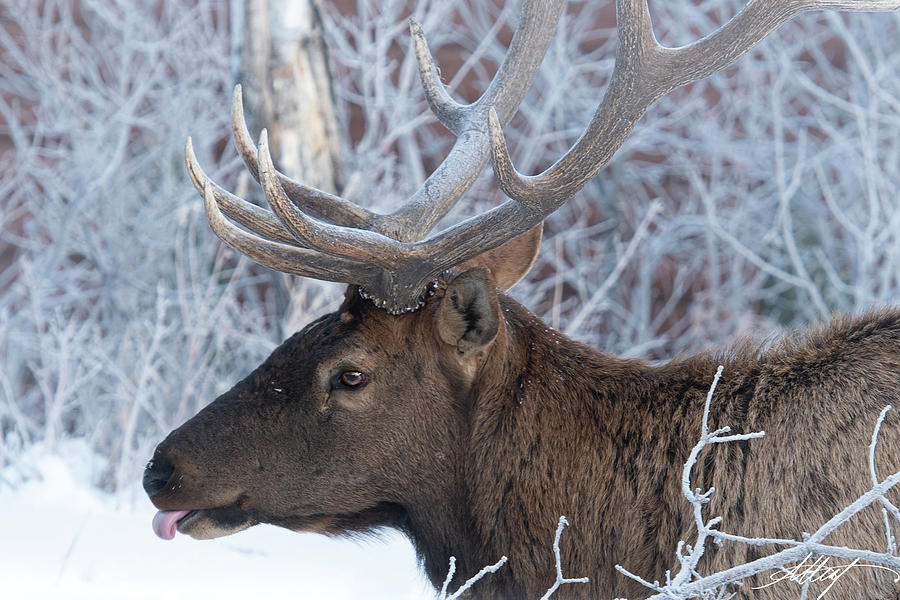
<box><xmin>187</xmin><ymin>0</ymin><xmax>566</xmax><ymax>314</ymax></box>
<box><xmin>189</xmin><ymin>0</ymin><xmax>899</xmax><ymax>314</ymax></box>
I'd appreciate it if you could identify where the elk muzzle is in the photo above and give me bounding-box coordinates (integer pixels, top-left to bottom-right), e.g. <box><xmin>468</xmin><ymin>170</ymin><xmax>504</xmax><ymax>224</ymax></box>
<box><xmin>143</xmin><ymin>441</ymin><xmax>255</xmax><ymax>541</ymax></box>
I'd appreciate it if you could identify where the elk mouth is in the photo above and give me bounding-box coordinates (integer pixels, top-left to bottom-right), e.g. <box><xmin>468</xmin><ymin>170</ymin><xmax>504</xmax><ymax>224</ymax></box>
<box><xmin>152</xmin><ymin>502</ymin><xmax>255</xmax><ymax>540</ymax></box>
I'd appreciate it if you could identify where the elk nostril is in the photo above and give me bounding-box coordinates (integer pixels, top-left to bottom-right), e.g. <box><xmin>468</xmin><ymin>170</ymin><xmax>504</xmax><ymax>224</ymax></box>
<box><xmin>142</xmin><ymin>454</ymin><xmax>175</xmax><ymax>497</ymax></box>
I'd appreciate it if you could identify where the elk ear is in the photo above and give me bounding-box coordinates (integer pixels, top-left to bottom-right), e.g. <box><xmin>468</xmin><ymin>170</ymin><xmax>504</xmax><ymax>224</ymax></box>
<box><xmin>438</xmin><ymin>267</ymin><xmax>501</xmax><ymax>355</ymax></box>
<box><xmin>455</xmin><ymin>223</ymin><xmax>542</xmax><ymax>291</ymax></box>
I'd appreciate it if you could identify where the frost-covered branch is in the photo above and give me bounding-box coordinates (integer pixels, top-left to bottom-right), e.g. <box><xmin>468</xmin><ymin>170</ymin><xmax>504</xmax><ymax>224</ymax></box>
<box><xmin>539</xmin><ymin>516</ymin><xmax>590</xmax><ymax>600</ymax></box>
<box><xmin>437</xmin><ymin>514</ymin><xmax>588</xmax><ymax>599</ymax></box>
<box><xmin>870</xmin><ymin>405</ymin><xmax>900</xmax><ymax>554</ymax></box>
<box><xmin>438</xmin><ymin>555</ymin><xmax>508</xmax><ymax>600</ymax></box>
<box><xmin>617</xmin><ymin>367</ymin><xmax>900</xmax><ymax>599</ymax></box>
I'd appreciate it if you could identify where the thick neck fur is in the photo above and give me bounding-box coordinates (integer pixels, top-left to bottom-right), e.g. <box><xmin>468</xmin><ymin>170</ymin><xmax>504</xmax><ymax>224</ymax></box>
<box><xmin>406</xmin><ymin>295</ymin><xmax>719</xmax><ymax>598</ymax></box>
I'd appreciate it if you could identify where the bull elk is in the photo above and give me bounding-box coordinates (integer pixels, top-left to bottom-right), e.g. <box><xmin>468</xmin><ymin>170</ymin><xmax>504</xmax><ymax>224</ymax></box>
<box><xmin>144</xmin><ymin>1</ymin><xmax>900</xmax><ymax>598</ymax></box>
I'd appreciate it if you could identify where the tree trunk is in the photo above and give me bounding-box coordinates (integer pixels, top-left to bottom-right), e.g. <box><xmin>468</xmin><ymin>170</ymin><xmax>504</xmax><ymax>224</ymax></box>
<box><xmin>235</xmin><ymin>0</ymin><xmax>343</xmax><ymax>193</ymax></box>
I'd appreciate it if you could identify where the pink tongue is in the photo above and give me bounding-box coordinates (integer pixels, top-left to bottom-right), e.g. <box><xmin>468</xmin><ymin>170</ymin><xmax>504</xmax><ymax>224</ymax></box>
<box><xmin>152</xmin><ymin>510</ymin><xmax>191</xmax><ymax>540</ymax></box>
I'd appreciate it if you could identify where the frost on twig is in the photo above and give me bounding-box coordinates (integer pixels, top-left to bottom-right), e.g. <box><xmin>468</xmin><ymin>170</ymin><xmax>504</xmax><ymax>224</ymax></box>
<box><xmin>538</xmin><ymin>516</ymin><xmax>590</xmax><ymax>600</ymax></box>
<box><xmin>869</xmin><ymin>405</ymin><xmax>900</xmax><ymax>554</ymax></box>
<box><xmin>438</xmin><ymin>555</ymin><xmax>508</xmax><ymax>600</ymax></box>
<box><xmin>437</xmin><ymin>514</ymin><xmax>588</xmax><ymax>599</ymax></box>
<box><xmin>616</xmin><ymin>366</ymin><xmax>900</xmax><ymax>599</ymax></box>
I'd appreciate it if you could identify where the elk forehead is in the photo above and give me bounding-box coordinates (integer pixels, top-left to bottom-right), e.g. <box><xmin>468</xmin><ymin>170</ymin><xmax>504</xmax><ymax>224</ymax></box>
<box><xmin>327</xmin><ymin>286</ymin><xmax>427</xmax><ymax>352</ymax></box>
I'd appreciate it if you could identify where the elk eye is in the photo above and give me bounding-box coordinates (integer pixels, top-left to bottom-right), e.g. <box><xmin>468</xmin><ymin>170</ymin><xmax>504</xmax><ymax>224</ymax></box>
<box><xmin>339</xmin><ymin>370</ymin><xmax>367</xmax><ymax>388</ymax></box>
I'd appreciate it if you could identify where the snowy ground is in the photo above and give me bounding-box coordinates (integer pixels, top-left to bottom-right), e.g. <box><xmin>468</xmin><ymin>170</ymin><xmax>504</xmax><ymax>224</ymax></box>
<box><xmin>0</xmin><ymin>441</ymin><xmax>434</xmax><ymax>599</ymax></box>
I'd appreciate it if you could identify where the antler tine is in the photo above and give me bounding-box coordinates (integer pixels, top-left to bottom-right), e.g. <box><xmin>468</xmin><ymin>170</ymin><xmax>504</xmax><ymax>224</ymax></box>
<box><xmin>381</xmin><ymin>0</ymin><xmax>567</xmax><ymax>241</ymax></box>
<box><xmin>490</xmin><ymin>0</ymin><xmax>900</xmax><ymax>208</ymax></box>
<box><xmin>659</xmin><ymin>0</ymin><xmax>900</xmax><ymax>88</ymax></box>
<box><xmin>230</xmin><ymin>85</ymin><xmax>375</xmax><ymax>230</ymax></box>
<box><xmin>409</xmin><ymin>18</ymin><xmax>467</xmax><ymax>135</ymax></box>
<box><xmin>408</xmin><ymin>0</ymin><xmax>561</xmax><ymax>137</ymax></box>
<box><xmin>201</xmin><ymin>181</ymin><xmax>373</xmax><ymax>283</ymax></box>
<box><xmin>186</xmin><ymin>137</ymin><xmax>298</xmax><ymax>245</ymax></box>
<box><xmin>256</xmin><ymin>129</ymin><xmax>409</xmax><ymax>269</ymax></box>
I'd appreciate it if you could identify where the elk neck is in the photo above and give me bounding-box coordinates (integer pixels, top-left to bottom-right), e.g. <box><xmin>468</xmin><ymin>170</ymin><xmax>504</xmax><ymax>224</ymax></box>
<box><xmin>405</xmin><ymin>292</ymin><xmax>748</xmax><ymax>597</ymax></box>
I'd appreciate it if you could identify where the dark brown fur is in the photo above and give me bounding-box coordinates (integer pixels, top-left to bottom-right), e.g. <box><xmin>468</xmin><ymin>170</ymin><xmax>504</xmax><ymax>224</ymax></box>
<box><xmin>145</xmin><ymin>268</ymin><xmax>900</xmax><ymax>599</ymax></box>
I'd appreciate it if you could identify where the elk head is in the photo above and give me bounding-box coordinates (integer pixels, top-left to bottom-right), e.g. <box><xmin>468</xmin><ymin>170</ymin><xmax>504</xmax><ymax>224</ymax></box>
<box><xmin>143</xmin><ymin>227</ymin><xmax>541</xmax><ymax>541</ymax></box>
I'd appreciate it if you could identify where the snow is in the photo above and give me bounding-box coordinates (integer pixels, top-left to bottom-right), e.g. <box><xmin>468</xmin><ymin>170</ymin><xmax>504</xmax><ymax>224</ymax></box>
<box><xmin>0</xmin><ymin>442</ymin><xmax>434</xmax><ymax>599</ymax></box>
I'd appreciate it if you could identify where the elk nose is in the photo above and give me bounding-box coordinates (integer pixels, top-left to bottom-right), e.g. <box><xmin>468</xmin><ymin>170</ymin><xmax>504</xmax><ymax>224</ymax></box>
<box><xmin>143</xmin><ymin>453</ymin><xmax>175</xmax><ymax>498</ymax></box>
